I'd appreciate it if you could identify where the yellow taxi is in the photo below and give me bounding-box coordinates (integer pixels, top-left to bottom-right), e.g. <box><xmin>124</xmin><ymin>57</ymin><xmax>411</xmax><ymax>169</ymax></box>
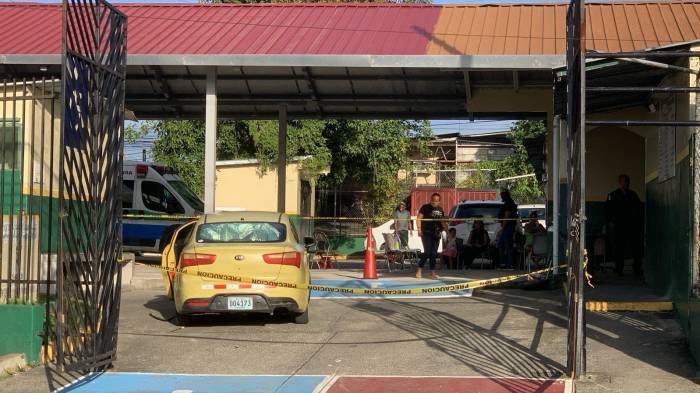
<box><xmin>161</xmin><ymin>211</ymin><xmax>312</xmax><ymax>325</ymax></box>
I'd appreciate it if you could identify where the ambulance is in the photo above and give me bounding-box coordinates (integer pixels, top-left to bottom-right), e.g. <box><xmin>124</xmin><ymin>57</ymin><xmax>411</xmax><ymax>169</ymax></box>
<box><xmin>122</xmin><ymin>161</ymin><xmax>203</xmax><ymax>254</ymax></box>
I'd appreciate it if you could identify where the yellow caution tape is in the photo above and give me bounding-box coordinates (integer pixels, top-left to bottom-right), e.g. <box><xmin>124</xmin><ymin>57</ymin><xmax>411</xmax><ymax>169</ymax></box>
<box><xmin>150</xmin><ymin>263</ymin><xmax>565</xmax><ymax>295</ymax></box>
<box><xmin>123</xmin><ymin>213</ymin><xmax>524</xmax><ymax>223</ymax></box>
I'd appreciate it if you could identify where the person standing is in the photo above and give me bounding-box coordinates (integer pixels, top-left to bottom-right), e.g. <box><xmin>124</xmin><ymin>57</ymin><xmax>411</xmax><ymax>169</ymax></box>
<box><xmin>605</xmin><ymin>174</ymin><xmax>643</xmax><ymax>277</ymax></box>
<box><xmin>393</xmin><ymin>201</ymin><xmax>412</xmax><ymax>248</ymax></box>
<box><xmin>416</xmin><ymin>193</ymin><xmax>447</xmax><ymax>279</ymax></box>
<box><xmin>497</xmin><ymin>189</ymin><xmax>518</xmax><ymax>269</ymax></box>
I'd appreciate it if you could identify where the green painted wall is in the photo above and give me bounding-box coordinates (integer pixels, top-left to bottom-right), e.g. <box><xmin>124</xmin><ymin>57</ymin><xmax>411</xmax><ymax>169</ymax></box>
<box><xmin>646</xmin><ymin>155</ymin><xmax>699</xmax><ymax>361</ymax></box>
<box><xmin>0</xmin><ymin>304</ymin><xmax>44</xmax><ymax>364</ymax></box>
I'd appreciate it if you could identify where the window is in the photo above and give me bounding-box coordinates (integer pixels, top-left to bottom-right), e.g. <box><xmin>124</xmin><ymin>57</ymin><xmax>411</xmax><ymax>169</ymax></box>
<box><xmin>454</xmin><ymin>204</ymin><xmax>502</xmax><ymax>219</ymax></box>
<box><xmin>196</xmin><ymin>222</ymin><xmax>287</xmax><ymax>243</ymax></box>
<box><xmin>141</xmin><ymin>181</ymin><xmax>184</xmax><ymax>214</ymax></box>
<box><xmin>167</xmin><ymin>180</ymin><xmax>204</xmax><ymax>212</ymax></box>
<box><xmin>1</xmin><ymin>121</ymin><xmax>20</xmax><ymax>170</ymax></box>
<box><xmin>122</xmin><ymin>180</ymin><xmax>134</xmax><ymax>209</ymax></box>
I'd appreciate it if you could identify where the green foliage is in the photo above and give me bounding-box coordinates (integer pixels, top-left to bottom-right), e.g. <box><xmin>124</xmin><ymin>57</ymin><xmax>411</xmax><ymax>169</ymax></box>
<box><xmin>140</xmin><ymin>118</ymin><xmax>430</xmax><ymax>218</ymax></box>
<box><xmin>456</xmin><ymin>161</ymin><xmax>499</xmax><ymax>190</ymax></box>
<box><xmin>498</xmin><ymin>120</ymin><xmax>546</xmax><ymax>204</ymax></box>
<box><xmin>320</xmin><ymin>120</ymin><xmax>431</xmax><ymax>220</ymax></box>
<box><xmin>460</xmin><ymin>120</ymin><xmax>546</xmax><ymax>204</ymax></box>
<box><xmin>124</xmin><ymin>121</ymin><xmax>150</xmax><ymax>144</ymax></box>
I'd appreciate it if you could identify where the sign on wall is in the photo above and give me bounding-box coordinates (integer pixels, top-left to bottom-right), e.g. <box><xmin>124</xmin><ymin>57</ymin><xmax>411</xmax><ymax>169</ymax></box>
<box><xmin>658</xmin><ymin>97</ymin><xmax>676</xmax><ymax>183</ymax></box>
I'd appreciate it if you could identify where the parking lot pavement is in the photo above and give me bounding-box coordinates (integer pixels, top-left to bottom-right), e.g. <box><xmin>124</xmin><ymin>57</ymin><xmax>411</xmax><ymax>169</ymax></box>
<box><xmin>2</xmin><ymin>272</ymin><xmax>698</xmax><ymax>392</ymax></box>
<box><xmin>113</xmin><ymin>287</ymin><xmax>567</xmax><ymax>378</ymax></box>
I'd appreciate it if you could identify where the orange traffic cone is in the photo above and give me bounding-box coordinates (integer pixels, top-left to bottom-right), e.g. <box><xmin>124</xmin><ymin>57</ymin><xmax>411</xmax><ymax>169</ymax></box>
<box><xmin>363</xmin><ymin>225</ymin><xmax>378</xmax><ymax>279</ymax></box>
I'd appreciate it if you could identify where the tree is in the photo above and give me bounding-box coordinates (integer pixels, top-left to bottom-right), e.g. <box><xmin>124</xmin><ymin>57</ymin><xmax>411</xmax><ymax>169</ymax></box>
<box><xmin>456</xmin><ymin>120</ymin><xmax>546</xmax><ymax>204</ymax></box>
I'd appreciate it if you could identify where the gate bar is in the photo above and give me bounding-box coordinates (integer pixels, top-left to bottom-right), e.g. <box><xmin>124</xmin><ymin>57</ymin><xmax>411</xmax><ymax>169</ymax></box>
<box><xmin>588</xmin><ymin>51</ymin><xmax>699</xmax><ymax>58</ymax></box>
<box><xmin>587</xmin><ymin>87</ymin><xmax>700</xmax><ymax>93</ymax></box>
<box><xmin>587</xmin><ymin>120</ymin><xmax>700</xmax><ymax>127</ymax></box>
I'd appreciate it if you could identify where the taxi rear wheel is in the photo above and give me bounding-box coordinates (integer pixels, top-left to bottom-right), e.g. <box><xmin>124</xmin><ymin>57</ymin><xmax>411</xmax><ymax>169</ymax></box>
<box><xmin>176</xmin><ymin>312</ymin><xmax>193</xmax><ymax>326</ymax></box>
<box><xmin>293</xmin><ymin>308</ymin><xmax>309</xmax><ymax>324</ymax></box>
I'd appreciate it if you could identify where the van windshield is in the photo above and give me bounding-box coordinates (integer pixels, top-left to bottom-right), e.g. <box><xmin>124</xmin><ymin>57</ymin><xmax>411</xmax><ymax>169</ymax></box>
<box><xmin>168</xmin><ymin>180</ymin><xmax>204</xmax><ymax>212</ymax></box>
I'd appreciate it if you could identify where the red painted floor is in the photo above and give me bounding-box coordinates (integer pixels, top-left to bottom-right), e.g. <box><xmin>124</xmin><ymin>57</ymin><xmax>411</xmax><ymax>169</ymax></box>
<box><xmin>326</xmin><ymin>376</ymin><xmax>567</xmax><ymax>393</ymax></box>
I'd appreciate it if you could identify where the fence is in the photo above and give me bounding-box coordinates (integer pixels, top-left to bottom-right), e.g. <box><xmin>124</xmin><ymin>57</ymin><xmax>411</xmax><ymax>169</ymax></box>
<box><xmin>0</xmin><ymin>77</ymin><xmax>61</xmax><ymax>304</ymax></box>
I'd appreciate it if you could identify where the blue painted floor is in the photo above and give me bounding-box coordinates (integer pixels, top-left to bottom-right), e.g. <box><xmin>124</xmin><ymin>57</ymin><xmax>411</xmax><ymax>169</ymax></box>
<box><xmin>58</xmin><ymin>373</ymin><xmax>327</xmax><ymax>393</ymax></box>
<box><xmin>310</xmin><ymin>279</ymin><xmax>473</xmax><ymax>299</ymax></box>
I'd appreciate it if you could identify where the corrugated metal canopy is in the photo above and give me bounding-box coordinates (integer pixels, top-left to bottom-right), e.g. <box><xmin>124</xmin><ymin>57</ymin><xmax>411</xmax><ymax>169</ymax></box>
<box><xmin>1</xmin><ymin>2</ymin><xmax>698</xmax><ymax>120</ymax></box>
<box><xmin>125</xmin><ymin>65</ymin><xmax>552</xmax><ymax>120</ymax></box>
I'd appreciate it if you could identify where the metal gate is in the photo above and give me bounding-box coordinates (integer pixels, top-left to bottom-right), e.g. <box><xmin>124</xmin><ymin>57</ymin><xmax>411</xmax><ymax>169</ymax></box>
<box><xmin>565</xmin><ymin>0</ymin><xmax>586</xmax><ymax>378</ymax></box>
<box><xmin>56</xmin><ymin>0</ymin><xmax>126</xmax><ymax>372</ymax></box>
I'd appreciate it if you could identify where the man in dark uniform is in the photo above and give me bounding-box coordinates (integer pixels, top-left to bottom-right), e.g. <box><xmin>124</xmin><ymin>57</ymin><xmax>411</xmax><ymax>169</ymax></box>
<box><xmin>416</xmin><ymin>193</ymin><xmax>447</xmax><ymax>279</ymax></box>
<box><xmin>605</xmin><ymin>174</ymin><xmax>643</xmax><ymax>277</ymax></box>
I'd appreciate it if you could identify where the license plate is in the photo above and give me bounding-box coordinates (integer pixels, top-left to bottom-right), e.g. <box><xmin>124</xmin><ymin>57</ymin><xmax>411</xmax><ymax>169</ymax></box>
<box><xmin>227</xmin><ymin>296</ymin><xmax>253</xmax><ymax>310</ymax></box>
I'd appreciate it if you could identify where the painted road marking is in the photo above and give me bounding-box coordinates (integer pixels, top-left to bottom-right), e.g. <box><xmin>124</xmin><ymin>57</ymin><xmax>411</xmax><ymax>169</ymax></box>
<box><xmin>56</xmin><ymin>373</ymin><xmax>327</xmax><ymax>393</ymax></box>
<box><xmin>325</xmin><ymin>376</ymin><xmax>567</xmax><ymax>393</ymax></box>
<box><xmin>310</xmin><ymin>279</ymin><xmax>473</xmax><ymax>299</ymax></box>
<box><xmin>56</xmin><ymin>373</ymin><xmax>570</xmax><ymax>393</ymax></box>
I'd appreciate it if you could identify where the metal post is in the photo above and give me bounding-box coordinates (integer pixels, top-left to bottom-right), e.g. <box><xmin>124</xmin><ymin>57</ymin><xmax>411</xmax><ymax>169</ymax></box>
<box><xmin>553</xmin><ymin>115</ymin><xmax>560</xmax><ymax>274</ymax></box>
<box><xmin>204</xmin><ymin>68</ymin><xmax>217</xmax><ymax>214</ymax></box>
<box><xmin>578</xmin><ymin>7</ymin><xmax>588</xmax><ymax>371</ymax></box>
<box><xmin>277</xmin><ymin>104</ymin><xmax>287</xmax><ymax>213</ymax></box>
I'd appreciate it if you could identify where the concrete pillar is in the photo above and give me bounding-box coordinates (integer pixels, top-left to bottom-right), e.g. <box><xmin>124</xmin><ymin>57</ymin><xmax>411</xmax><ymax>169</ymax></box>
<box><xmin>277</xmin><ymin>104</ymin><xmax>287</xmax><ymax>213</ymax></box>
<box><xmin>204</xmin><ymin>68</ymin><xmax>217</xmax><ymax>214</ymax></box>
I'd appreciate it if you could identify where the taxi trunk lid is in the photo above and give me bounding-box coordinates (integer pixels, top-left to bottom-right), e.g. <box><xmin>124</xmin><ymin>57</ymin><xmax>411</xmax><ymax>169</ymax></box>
<box><xmin>192</xmin><ymin>243</ymin><xmax>288</xmax><ymax>282</ymax></box>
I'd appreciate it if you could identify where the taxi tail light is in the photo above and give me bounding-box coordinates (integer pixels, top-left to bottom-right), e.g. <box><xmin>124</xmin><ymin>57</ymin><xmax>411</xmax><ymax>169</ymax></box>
<box><xmin>263</xmin><ymin>252</ymin><xmax>301</xmax><ymax>268</ymax></box>
<box><xmin>180</xmin><ymin>253</ymin><xmax>217</xmax><ymax>268</ymax></box>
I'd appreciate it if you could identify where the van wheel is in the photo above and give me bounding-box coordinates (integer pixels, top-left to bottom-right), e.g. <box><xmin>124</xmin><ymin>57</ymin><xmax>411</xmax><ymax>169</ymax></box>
<box><xmin>293</xmin><ymin>308</ymin><xmax>309</xmax><ymax>324</ymax></box>
<box><xmin>176</xmin><ymin>312</ymin><xmax>193</xmax><ymax>326</ymax></box>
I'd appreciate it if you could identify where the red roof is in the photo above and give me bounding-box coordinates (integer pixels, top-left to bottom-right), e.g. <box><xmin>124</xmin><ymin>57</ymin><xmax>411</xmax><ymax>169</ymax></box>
<box><xmin>1</xmin><ymin>2</ymin><xmax>700</xmax><ymax>57</ymax></box>
<box><xmin>0</xmin><ymin>3</ymin><xmax>441</xmax><ymax>55</ymax></box>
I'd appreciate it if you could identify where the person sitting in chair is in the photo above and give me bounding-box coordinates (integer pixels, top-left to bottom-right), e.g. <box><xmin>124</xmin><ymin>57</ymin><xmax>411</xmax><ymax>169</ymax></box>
<box><xmin>523</xmin><ymin>211</ymin><xmax>546</xmax><ymax>254</ymax></box>
<box><xmin>465</xmin><ymin>220</ymin><xmax>490</xmax><ymax>269</ymax></box>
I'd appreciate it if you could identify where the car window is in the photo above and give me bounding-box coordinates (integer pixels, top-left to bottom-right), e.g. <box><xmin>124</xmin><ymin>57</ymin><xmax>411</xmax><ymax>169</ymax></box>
<box><xmin>519</xmin><ymin>208</ymin><xmax>545</xmax><ymax>219</ymax></box>
<box><xmin>454</xmin><ymin>204</ymin><xmax>502</xmax><ymax>219</ymax></box>
<box><xmin>141</xmin><ymin>181</ymin><xmax>184</xmax><ymax>214</ymax></box>
<box><xmin>122</xmin><ymin>180</ymin><xmax>134</xmax><ymax>209</ymax></box>
<box><xmin>168</xmin><ymin>180</ymin><xmax>204</xmax><ymax>212</ymax></box>
<box><xmin>196</xmin><ymin>222</ymin><xmax>287</xmax><ymax>243</ymax></box>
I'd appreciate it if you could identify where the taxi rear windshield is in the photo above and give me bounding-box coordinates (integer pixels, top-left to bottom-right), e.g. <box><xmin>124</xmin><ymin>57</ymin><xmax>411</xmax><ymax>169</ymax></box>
<box><xmin>196</xmin><ymin>222</ymin><xmax>286</xmax><ymax>243</ymax></box>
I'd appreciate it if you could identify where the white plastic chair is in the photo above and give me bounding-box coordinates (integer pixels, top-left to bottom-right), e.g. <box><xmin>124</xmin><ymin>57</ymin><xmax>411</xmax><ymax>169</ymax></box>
<box><xmin>525</xmin><ymin>233</ymin><xmax>548</xmax><ymax>272</ymax></box>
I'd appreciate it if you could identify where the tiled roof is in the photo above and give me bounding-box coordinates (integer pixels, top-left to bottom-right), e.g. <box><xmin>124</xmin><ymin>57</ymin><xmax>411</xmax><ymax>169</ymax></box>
<box><xmin>0</xmin><ymin>2</ymin><xmax>699</xmax><ymax>57</ymax></box>
<box><xmin>427</xmin><ymin>2</ymin><xmax>700</xmax><ymax>55</ymax></box>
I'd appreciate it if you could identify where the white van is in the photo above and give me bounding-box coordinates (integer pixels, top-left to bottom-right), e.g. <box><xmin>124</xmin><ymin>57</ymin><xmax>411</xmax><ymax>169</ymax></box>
<box><xmin>122</xmin><ymin>161</ymin><xmax>203</xmax><ymax>253</ymax></box>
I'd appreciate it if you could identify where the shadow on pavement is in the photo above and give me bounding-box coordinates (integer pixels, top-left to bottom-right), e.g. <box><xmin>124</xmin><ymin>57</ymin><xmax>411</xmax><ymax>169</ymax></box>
<box><xmin>471</xmin><ymin>289</ymin><xmax>698</xmax><ymax>386</ymax></box>
<box><xmin>353</xmin><ymin>298</ymin><xmax>564</xmax><ymax>393</ymax></box>
<box><xmin>142</xmin><ymin>294</ymin><xmax>298</xmax><ymax>327</ymax></box>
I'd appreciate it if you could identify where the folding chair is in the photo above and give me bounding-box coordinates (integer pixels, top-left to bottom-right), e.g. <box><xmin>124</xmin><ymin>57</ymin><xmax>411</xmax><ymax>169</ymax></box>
<box><xmin>312</xmin><ymin>231</ymin><xmax>337</xmax><ymax>269</ymax></box>
<box><xmin>525</xmin><ymin>233</ymin><xmax>548</xmax><ymax>273</ymax></box>
<box><xmin>382</xmin><ymin>233</ymin><xmax>403</xmax><ymax>272</ymax></box>
<box><xmin>398</xmin><ymin>234</ymin><xmax>420</xmax><ymax>268</ymax></box>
